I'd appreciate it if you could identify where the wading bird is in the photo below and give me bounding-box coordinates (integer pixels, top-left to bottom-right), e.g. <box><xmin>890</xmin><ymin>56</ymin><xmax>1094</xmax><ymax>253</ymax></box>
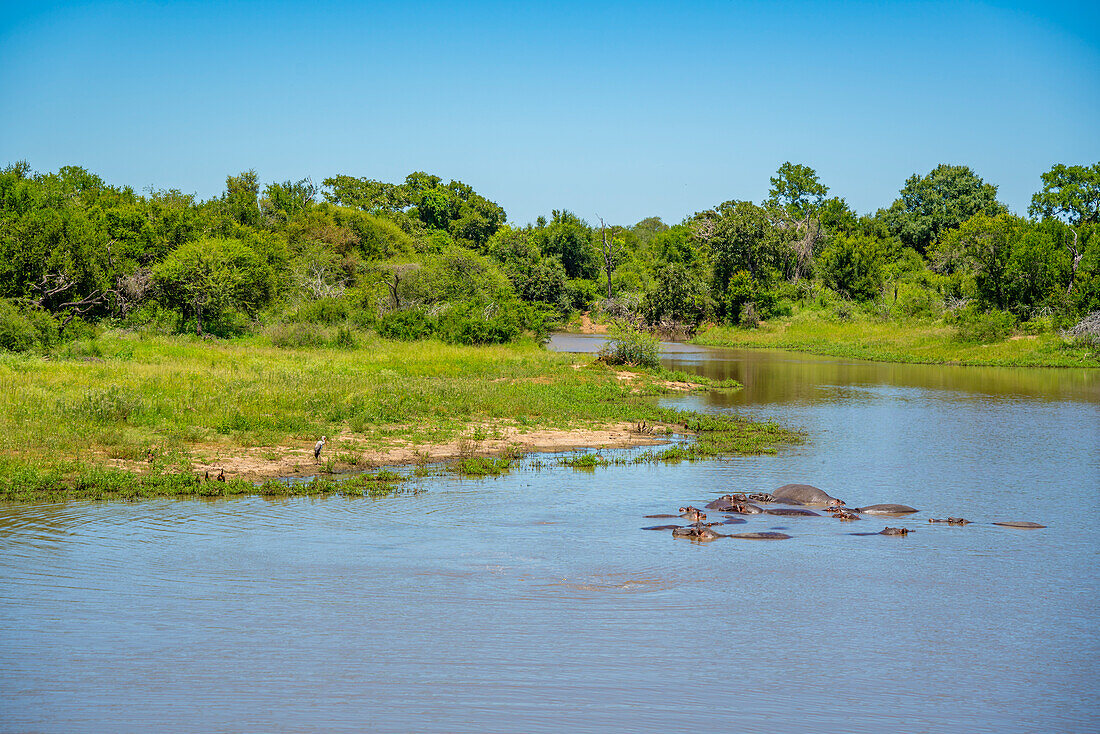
<box><xmin>314</xmin><ymin>436</ymin><xmax>327</xmax><ymax>461</ymax></box>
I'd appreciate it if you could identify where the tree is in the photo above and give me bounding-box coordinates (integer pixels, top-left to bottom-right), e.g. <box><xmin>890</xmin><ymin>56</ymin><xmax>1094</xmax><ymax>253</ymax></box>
<box><xmin>536</xmin><ymin>210</ymin><xmax>598</xmax><ymax>280</ymax></box>
<box><xmin>767</xmin><ymin>162</ymin><xmax>828</xmax><ymax>219</ymax></box>
<box><xmin>223</xmin><ymin>170</ymin><xmax>261</xmax><ymax>227</ymax></box>
<box><xmin>884</xmin><ymin>164</ymin><xmax>1006</xmax><ymax>253</ymax></box>
<box><xmin>262</xmin><ymin>178</ymin><xmax>317</xmax><ymax>219</ymax></box>
<box><xmin>1029</xmin><ymin>162</ymin><xmax>1100</xmax><ymax>294</ymax></box>
<box><xmin>693</xmin><ymin>200</ymin><xmax>785</xmax><ymax>319</ymax></box>
<box><xmin>932</xmin><ymin>214</ymin><xmax>1026</xmax><ymax>310</ymax></box>
<box><xmin>818</xmin><ymin>233</ymin><xmax>886</xmax><ymax>301</ymax></box>
<box><xmin>153</xmin><ymin>238</ymin><xmax>272</xmax><ymax>335</ymax></box>
<box><xmin>597</xmin><ymin>216</ymin><xmax>625</xmax><ymax>299</ymax></box>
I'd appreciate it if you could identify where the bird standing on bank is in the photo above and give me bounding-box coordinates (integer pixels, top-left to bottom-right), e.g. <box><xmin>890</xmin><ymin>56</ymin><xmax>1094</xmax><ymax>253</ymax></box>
<box><xmin>314</xmin><ymin>436</ymin><xmax>327</xmax><ymax>461</ymax></box>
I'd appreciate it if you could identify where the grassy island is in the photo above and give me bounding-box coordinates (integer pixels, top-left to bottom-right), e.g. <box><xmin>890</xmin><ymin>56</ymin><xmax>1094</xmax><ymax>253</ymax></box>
<box><xmin>0</xmin><ymin>331</ymin><xmax>798</xmax><ymax>502</ymax></box>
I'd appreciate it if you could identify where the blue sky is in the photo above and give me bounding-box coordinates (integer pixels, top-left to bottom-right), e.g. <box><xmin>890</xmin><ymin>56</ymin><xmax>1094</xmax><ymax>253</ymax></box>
<box><xmin>1</xmin><ymin>0</ymin><xmax>1097</xmax><ymax>225</ymax></box>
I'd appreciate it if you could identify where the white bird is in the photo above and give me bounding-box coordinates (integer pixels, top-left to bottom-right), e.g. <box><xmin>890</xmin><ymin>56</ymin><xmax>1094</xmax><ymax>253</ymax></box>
<box><xmin>314</xmin><ymin>436</ymin><xmax>327</xmax><ymax>460</ymax></box>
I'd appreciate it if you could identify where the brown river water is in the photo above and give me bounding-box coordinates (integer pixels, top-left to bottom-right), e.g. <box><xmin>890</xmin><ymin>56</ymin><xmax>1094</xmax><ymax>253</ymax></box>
<box><xmin>1</xmin><ymin>336</ymin><xmax>1097</xmax><ymax>733</ymax></box>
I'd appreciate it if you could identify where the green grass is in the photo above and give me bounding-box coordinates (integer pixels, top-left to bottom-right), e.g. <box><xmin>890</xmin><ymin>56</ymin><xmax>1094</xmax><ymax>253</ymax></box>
<box><xmin>693</xmin><ymin>311</ymin><xmax>1100</xmax><ymax>368</ymax></box>
<box><xmin>0</xmin><ymin>463</ymin><xmax>412</xmax><ymax>503</ymax></box>
<box><xmin>0</xmin><ymin>329</ymin><xmax>795</xmax><ymax>500</ymax></box>
<box><xmin>449</xmin><ymin>456</ymin><xmax>513</xmax><ymax>476</ymax></box>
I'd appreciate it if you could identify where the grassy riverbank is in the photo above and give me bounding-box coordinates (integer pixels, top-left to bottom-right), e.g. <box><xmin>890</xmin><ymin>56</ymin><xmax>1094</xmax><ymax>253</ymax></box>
<box><xmin>0</xmin><ymin>331</ymin><xmax>798</xmax><ymax>501</ymax></box>
<box><xmin>693</xmin><ymin>312</ymin><xmax>1100</xmax><ymax>368</ymax></box>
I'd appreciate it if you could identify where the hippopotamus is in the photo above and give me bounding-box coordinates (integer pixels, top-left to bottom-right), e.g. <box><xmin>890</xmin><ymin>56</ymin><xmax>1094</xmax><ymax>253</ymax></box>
<box><xmin>853</xmin><ymin>504</ymin><xmax>918</xmax><ymax>515</ymax></box>
<box><xmin>764</xmin><ymin>508</ymin><xmax>821</xmax><ymax>517</ymax></box>
<box><xmin>728</xmin><ymin>531</ymin><xmax>791</xmax><ymax>540</ymax></box>
<box><xmin>829</xmin><ymin>510</ymin><xmax>860</xmax><ymax>521</ymax></box>
<box><xmin>720</xmin><ymin>516</ymin><xmax>747</xmax><ymax>525</ymax></box>
<box><xmin>747</xmin><ymin>493</ymin><xmax>775</xmax><ymax>503</ymax></box>
<box><xmin>993</xmin><ymin>521</ymin><xmax>1046</xmax><ymax>529</ymax></box>
<box><xmin>706</xmin><ymin>493</ymin><xmax>748</xmax><ymax>509</ymax></box>
<box><xmin>642</xmin><ymin>524</ymin><xmax>683</xmax><ymax>531</ymax></box>
<box><xmin>929</xmin><ymin>517</ymin><xmax>971</xmax><ymax>525</ymax></box>
<box><xmin>771</xmin><ymin>484</ymin><xmax>844</xmax><ymax>506</ymax></box>
<box><xmin>849</xmin><ymin>526</ymin><xmax>912</xmax><ymax>536</ymax></box>
<box><xmin>679</xmin><ymin>506</ymin><xmax>706</xmax><ymax>523</ymax></box>
<box><xmin>645</xmin><ymin>506</ymin><xmax>707</xmax><ymax>522</ymax></box>
<box><xmin>672</xmin><ymin>525</ymin><xmax>726</xmax><ymax>541</ymax></box>
<box><xmin>712</xmin><ymin>500</ymin><xmax>765</xmax><ymax>514</ymax></box>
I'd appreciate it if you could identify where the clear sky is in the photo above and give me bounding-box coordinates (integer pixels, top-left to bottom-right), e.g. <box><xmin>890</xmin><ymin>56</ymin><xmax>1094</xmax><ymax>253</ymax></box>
<box><xmin>1</xmin><ymin>0</ymin><xmax>1097</xmax><ymax>225</ymax></box>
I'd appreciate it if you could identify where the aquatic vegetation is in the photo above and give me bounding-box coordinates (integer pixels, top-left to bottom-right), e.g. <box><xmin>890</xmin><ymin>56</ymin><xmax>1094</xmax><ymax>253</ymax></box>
<box><xmin>450</xmin><ymin>456</ymin><xmax>513</xmax><ymax>476</ymax></box>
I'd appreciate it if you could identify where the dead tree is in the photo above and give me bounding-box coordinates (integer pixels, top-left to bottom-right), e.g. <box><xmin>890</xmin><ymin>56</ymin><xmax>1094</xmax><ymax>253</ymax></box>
<box><xmin>597</xmin><ymin>216</ymin><xmax>623</xmax><ymax>299</ymax></box>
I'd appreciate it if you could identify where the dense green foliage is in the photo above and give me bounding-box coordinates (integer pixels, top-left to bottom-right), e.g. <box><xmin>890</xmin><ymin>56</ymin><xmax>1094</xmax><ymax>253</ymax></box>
<box><xmin>1</xmin><ymin>158</ymin><xmax>1098</xmax><ymax>357</ymax></box>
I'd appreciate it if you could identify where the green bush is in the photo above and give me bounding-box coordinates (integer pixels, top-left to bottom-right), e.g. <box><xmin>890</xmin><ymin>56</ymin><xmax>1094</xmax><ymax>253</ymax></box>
<box><xmin>291</xmin><ymin>298</ymin><xmax>350</xmax><ymax>324</ymax></box>
<box><xmin>953</xmin><ymin>307</ymin><xmax>1017</xmax><ymax>343</ymax></box>
<box><xmin>377</xmin><ymin>308</ymin><xmax>434</xmax><ymax>341</ymax></box>
<box><xmin>435</xmin><ymin>302</ymin><xmax>522</xmax><ymax>345</ymax></box>
<box><xmin>818</xmin><ymin>233</ymin><xmax>886</xmax><ymax>301</ymax></box>
<box><xmin>564</xmin><ymin>278</ymin><xmax>600</xmax><ymax>311</ymax></box>
<box><xmin>599</xmin><ymin>323</ymin><xmax>660</xmax><ymax>368</ymax></box>
<box><xmin>0</xmin><ymin>300</ymin><xmax>39</xmax><ymax>352</ymax></box>
<box><xmin>893</xmin><ymin>282</ymin><xmax>943</xmax><ymax>319</ymax></box>
<box><xmin>723</xmin><ymin>271</ymin><xmax>781</xmax><ymax>323</ymax></box>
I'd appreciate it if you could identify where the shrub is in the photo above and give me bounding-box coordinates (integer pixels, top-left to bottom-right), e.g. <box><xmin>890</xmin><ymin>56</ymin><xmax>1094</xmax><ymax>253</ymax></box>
<box><xmin>953</xmin><ymin>307</ymin><xmax>1017</xmax><ymax>343</ymax></box>
<box><xmin>377</xmin><ymin>308</ymin><xmax>434</xmax><ymax>341</ymax></box>
<box><xmin>893</xmin><ymin>282</ymin><xmax>943</xmax><ymax>319</ymax></box>
<box><xmin>435</xmin><ymin>302</ymin><xmax>522</xmax><ymax>345</ymax></box>
<box><xmin>0</xmin><ymin>300</ymin><xmax>38</xmax><ymax>352</ymax></box>
<box><xmin>599</xmin><ymin>323</ymin><xmax>660</xmax><ymax>368</ymax></box>
<box><xmin>291</xmin><ymin>297</ymin><xmax>350</xmax><ymax>324</ymax></box>
<box><xmin>564</xmin><ymin>278</ymin><xmax>600</xmax><ymax>311</ymax></box>
<box><xmin>818</xmin><ymin>233</ymin><xmax>886</xmax><ymax>301</ymax></box>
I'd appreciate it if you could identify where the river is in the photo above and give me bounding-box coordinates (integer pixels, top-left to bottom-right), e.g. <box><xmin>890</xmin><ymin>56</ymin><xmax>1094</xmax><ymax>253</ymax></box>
<box><xmin>1</xmin><ymin>337</ymin><xmax>1097</xmax><ymax>733</ymax></box>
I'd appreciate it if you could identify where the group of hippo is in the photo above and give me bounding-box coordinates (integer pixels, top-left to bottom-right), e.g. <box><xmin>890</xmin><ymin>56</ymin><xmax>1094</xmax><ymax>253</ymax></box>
<box><xmin>643</xmin><ymin>483</ymin><xmax>1046</xmax><ymax>541</ymax></box>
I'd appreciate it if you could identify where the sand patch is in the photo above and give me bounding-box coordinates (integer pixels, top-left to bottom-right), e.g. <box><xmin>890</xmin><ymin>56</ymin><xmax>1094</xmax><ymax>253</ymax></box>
<box><xmin>106</xmin><ymin>421</ymin><xmax>678</xmax><ymax>482</ymax></box>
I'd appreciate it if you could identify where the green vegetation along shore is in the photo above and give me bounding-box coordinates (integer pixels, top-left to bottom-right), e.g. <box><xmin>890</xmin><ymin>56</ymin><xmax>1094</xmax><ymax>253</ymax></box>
<box><xmin>0</xmin><ymin>330</ymin><xmax>798</xmax><ymax>502</ymax></box>
<box><xmin>690</xmin><ymin>304</ymin><xmax>1100</xmax><ymax>368</ymax></box>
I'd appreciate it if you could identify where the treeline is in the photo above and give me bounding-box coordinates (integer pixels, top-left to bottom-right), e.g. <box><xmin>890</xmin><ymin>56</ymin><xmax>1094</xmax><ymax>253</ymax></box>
<box><xmin>0</xmin><ymin>159</ymin><xmax>1097</xmax><ymax>352</ymax></box>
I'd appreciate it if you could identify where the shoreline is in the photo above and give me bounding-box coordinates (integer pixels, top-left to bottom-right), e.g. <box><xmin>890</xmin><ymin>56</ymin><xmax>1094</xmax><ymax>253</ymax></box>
<box><xmin>140</xmin><ymin>421</ymin><xmax>680</xmax><ymax>483</ymax></box>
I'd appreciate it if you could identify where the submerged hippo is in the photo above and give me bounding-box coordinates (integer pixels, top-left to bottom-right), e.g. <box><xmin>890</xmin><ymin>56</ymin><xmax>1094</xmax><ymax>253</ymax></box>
<box><xmin>772</xmin><ymin>484</ymin><xmax>844</xmax><ymax>506</ymax></box>
<box><xmin>993</xmin><ymin>521</ymin><xmax>1046</xmax><ymax>529</ymax></box>
<box><xmin>853</xmin><ymin>504</ymin><xmax>919</xmax><ymax>515</ymax></box>
<box><xmin>747</xmin><ymin>492</ymin><xmax>775</xmax><ymax>503</ymax></box>
<box><xmin>765</xmin><ymin>508</ymin><xmax>821</xmax><ymax>517</ymax></box>
<box><xmin>642</xmin><ymin>524</ymin><xmax>684</xmax><ymax>531</ymax></box>
<box><xmin>829</xmin><ymin>510</ymin><xmax>860</xmax><ymax>521</ymax></box>
<box><xmin>679</xmin><ymin>506</ymin><xmax>707</xmax><ymax>523</ymax></box>
<box><xmin>672</xmin><ymin>525</ymin><xmax>726</xmax><ymax>541</ymax></box>
<box><xmin>729</xmin><ymin>531</ymin><xmax>791</xmax><ymax>540</ymax></box>
<box><xmin>712</xmin><ymin>500</ymin><xmax>765</xmax><ymax>514</ymax></box>
<box><xmin>929</xmin><ymin>517</ymin><xmax>971</xmax><ymax>525</ymax></box>
<box><xmin>879</xmin><ymin>526</ymin><xmax>910</xmax><ymax>536</ymax></box>
<box><xmin>720</xmin><ymin>516</ymin><xmax>748</xmax><ymax>525</ymax></box>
